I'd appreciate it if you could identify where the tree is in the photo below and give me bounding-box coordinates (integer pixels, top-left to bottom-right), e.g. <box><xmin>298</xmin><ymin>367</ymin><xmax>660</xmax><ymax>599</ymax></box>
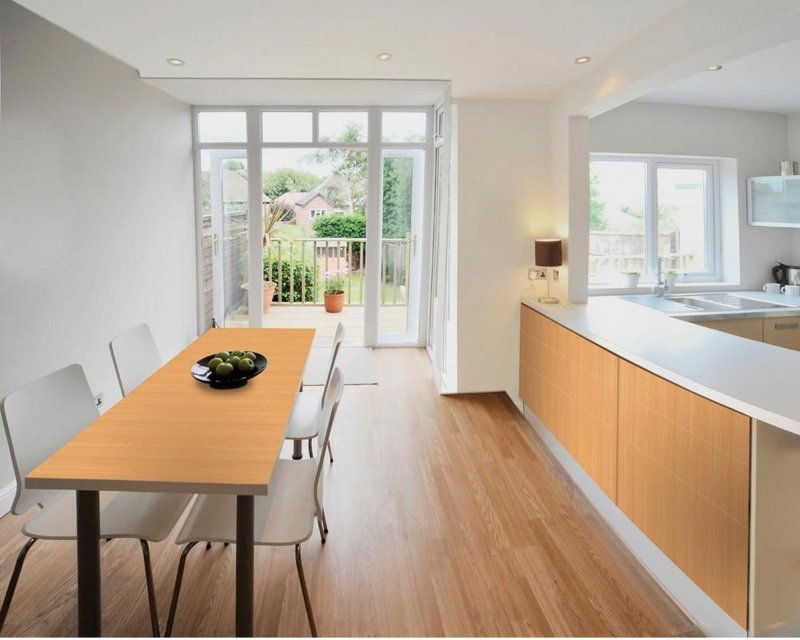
<box><xmin>589</xmin><ymin>173</ymin><xmax>608</xmax><ymax>231</ymax></box>
<box><xmin>313</xmin><ymin>214</ymin><xmax>366</xmax><ymax>270</ymax></box>
<box><xmin>308</xmin><ymin>123</ymin><xmax>368</xmax><ymax>214</ymax></box>
<box><xmin>382</xmin><ymin>158</ymin><xmax>413</xmax><ymax>238</ymax></box>
<box><xmin>263</xmin><ymin>168</ymin><xmax>320</xmax><ymax>201</ymax></box>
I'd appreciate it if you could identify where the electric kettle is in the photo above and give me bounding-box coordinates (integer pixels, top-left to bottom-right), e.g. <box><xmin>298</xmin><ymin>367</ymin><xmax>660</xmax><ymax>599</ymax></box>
<box><xmin>772</xmin><ymin>262</ymin><xmax>800</xmax><ymax>285</ymax></box>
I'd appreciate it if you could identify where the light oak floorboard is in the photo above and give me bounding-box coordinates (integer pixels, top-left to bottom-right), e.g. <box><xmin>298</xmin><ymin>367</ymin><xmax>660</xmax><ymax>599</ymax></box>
<box><xmin>0</xmin><ymin>349</ymin><xmax>700</xmax><ymax>637</ymax></box>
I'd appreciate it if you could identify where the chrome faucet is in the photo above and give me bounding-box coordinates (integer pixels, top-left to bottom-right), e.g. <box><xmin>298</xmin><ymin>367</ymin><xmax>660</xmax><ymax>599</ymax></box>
<box><xmin>652</xmin><ymin>257</ymin><xmax>670</xmax><ymax>297</ymax></box>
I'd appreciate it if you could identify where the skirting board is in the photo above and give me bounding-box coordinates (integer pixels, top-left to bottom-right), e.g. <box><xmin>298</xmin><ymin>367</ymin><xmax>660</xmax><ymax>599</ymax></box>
<box><xmin>521</xmin><ymin>405</ymin><xmax>746</xmax><ymax>638</ymax></box>
<box><xmin>0</xmin><ymin>480</ymin><xmax>16</xmax><ymax>516</ymax></box>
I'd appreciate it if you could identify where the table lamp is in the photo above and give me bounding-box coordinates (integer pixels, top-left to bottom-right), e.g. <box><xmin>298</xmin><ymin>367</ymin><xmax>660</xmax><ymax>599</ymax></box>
<box><xmin>535</xmin><ymin>238</ymin><xmax>562</xmax><ymax>304</ymax></box>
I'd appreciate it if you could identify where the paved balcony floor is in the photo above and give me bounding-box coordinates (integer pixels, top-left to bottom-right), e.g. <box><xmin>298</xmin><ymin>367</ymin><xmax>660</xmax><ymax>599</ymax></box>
<box><xmin>228</xmin><ymin>304</ymin><xmax>408</xmax><ymax>346</ymax></box>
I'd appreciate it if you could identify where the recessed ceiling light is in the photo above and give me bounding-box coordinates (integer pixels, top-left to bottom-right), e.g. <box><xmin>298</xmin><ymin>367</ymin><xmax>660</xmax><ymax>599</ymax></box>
<box><xmin>706</xmin><ymin>65</ymin><xmax>723</xmax><ymax>72</ymax></box>
<box><xmin>376</xmin><ymin>52</ymin><xmax>392</xmax><ymax>61</ymax></box>
<box><xmin>574</xmin><ymin>56</ymin><xmax>591</xmax><ymax>64</ymax></box>
<box><xmin>166</xmin><ymin>57</ymin><xmax>185</xmax><ymax>66</ymax></box>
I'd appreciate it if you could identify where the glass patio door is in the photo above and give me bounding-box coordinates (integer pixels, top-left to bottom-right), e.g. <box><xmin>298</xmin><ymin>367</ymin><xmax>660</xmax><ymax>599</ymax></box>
<box><xmin>206</xmin><ymin>149</ymin><xmax>249</xmax><ymax>327</ymax></box>
<box><xmin>377</xmin><ymin>148</ymin><xmax>426</xmax><ymax>343</ymax></box>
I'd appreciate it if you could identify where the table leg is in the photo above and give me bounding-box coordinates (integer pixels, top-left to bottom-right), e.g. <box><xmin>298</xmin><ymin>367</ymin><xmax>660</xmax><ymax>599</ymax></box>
<box><xmin>292</xmin><ymin>439</ymin><xmax>303</xmax><ymax>460</ymax></box>
<box><xmin>236</xmin><ymin>495</ymin><xmax>254</xmax><ymax>637</ymax></box>
<box><xmin>76</xmin><ymin>490</ymin><xmax>101</xmax><ymax>637</ymax></box>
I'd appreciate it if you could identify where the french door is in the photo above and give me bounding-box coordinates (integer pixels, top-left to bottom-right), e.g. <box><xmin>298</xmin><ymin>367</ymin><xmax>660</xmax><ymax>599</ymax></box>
<box><xmin>195</xmin><ymin>107</ymin><xmax>432</xmax><ymax>345</ymax></box>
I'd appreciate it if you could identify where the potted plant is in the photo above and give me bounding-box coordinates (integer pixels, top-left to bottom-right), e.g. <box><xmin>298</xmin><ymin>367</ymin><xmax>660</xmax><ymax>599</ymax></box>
<box><xmin>665</xmin><ymin>270</ymin><xmax>679</xmax><ymax>288</ymax></box>
<box><xmin>621</xmin><ymin>271</ymin><xmax>641</xmax><ymax>288</ymax></box>
<box><xmin>324</xmin><ymin>275</ymin><xmax>345</xmax><ymax>313</ymax></box>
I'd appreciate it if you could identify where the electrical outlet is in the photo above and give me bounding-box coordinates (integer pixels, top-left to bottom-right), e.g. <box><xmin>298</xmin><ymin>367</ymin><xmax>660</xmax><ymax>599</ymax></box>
<box><xmin>94</xmin><ymin>392</ymin><xmax>103</xmax><ymax>407</ymax></box>
<box><xmin>528</xmin><ymin>268</ymin><xmax>547</xmax><ymax>281</ymax></box>
<box><xmin>552</xmin><ymin>269</ymin><xmax>560</xmax><ymax>281</ymax></box>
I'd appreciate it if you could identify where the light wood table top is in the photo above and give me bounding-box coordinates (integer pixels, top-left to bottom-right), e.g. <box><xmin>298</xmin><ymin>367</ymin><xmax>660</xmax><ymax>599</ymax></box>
<box><xmin>26</xmin><ymin>328</ymin><xmax>315</xmax><ymax>495</ymax></box>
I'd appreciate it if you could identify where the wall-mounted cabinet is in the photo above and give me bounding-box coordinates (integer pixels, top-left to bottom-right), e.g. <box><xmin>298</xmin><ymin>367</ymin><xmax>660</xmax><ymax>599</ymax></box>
<box><xmin>748</xmin><ymin>175</ymin><xmax>800</xmax><ymax>227</ymax></box>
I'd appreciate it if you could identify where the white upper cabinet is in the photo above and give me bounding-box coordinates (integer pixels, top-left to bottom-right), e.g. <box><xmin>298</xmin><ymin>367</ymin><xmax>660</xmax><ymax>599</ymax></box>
<box><xmin>748</xmin><ymin>176</ymin><xmax>800</xmax><ymax>227</ymax></box>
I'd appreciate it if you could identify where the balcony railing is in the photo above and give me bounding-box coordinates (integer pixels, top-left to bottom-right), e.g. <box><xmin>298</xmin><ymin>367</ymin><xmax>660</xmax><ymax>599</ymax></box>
<box><xmin>264</xmin><ymin>236</ymin><xmax>411</xmax><ymax>306</ymax></box>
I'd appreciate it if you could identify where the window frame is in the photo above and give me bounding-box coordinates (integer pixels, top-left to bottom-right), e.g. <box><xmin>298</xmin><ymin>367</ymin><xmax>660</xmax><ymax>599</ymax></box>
<box><xmin>589</xmin><ymin>153</ymin><xmax>722</xmax><ymax>286</ymax></box>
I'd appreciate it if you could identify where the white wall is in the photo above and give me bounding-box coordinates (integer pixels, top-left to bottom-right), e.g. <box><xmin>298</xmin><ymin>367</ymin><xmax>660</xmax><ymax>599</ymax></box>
<box><xmin>453</xmin><ymin>100</ymin><xmax>550</xmax><ymax>398</ymax></box>
<box><xmin>589</xmin><ymin>101</ymin><xmax>793</xmax><ymax>289</ymax></box>
<box><xmin>0</xmin><ymin>1</ymin><xmax>196</xmax><ymax>505</ymax></box>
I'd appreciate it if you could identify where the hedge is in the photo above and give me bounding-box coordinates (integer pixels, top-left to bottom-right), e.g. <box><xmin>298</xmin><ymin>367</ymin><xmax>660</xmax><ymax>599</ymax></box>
<box><xmin>263</xmin><ymin>254</ymin><xmax>317</xmax><ymax>303</ymax></box>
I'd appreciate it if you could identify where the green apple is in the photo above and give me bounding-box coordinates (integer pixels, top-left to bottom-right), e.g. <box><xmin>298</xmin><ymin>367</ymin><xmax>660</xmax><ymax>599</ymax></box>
<box><xmin>238</xmin><ymin>357</ymin><xmax>255</xmax><ymax>373</ymax></box>
<box><xmin>231</xmin><ymin>349</ymin><xmax>244</xmax><ymax>358</ymax></box>
<box><xmin>244</xmin><ymin>352</ymin><xmax>256</xmax><ymax>361</ymax></box>
<box><xmin>215</xmin><ymin>351</ymin><xmax>230</xmax><ymax>361</ymax></box>
<box><xmin>227</xmin><ymin>355</ymin><xmax>241</xmax><ymax>368</ymax></box>
<box><xmin>215</xmin><ymin>362</ymin><xmax>234</xmax><ymax>377</ymax></box>
<box><xmin>207</xmin><ymin>357</ymin><xmax>223</xmax><ymax>372</ymax></box>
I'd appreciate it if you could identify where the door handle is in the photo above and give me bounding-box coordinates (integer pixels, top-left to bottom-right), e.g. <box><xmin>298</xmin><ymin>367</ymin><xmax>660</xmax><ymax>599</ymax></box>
<box><xmin>213</xmin><ymin>233</ymin><xmax>220</xmax><ymax>256</ymax></box>
<box><xmin>774</xmin><ymin>322</ymin><xmax>799</xmax><ymax>330</ymax></box>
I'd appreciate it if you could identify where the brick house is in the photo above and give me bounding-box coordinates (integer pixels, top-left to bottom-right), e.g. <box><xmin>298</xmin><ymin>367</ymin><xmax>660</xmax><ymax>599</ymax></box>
<box><xmin>273</xmin><ymin>189</ymin><xmax>334</xmax><ymax>231</ymax></box>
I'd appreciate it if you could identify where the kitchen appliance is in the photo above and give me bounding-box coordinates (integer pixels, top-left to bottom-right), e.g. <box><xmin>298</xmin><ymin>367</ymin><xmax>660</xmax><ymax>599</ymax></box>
<box><xmin>772</xmin><ymin>262</ymin><xmax>800</xmax><ymax>285</ymax></box>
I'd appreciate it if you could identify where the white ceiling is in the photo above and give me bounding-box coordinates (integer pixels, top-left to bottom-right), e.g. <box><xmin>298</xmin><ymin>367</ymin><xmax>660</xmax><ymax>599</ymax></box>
<box><xmin>142</xmin><ymin>78</ymin><xmax>449</xmax><ymax>106</ymax></box>
<box><xmin>641</xmin><ymin>38</ymin><xmax>800</xmax><ymax>114</ymax></box>
<box><xmin>16</xmin><ymin>0</ymin><xmax>688</xmax><ymax>100</ymax></box>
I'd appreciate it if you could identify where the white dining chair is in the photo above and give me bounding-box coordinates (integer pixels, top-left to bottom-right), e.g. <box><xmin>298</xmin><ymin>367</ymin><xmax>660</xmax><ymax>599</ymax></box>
<box><xmin>0</xmin><ymin>364</ymin><xmax>192</xmax><ymax>636</ymax></box>
<box><xmin>164</xmin><ymin>368</ymin><xmax>345</xmax><ymax>638</ymax></box>
<box><xmin>286</xmin><ymin>322</ymin><xmax>345</xmax><ymax>463</ymax></box>
<box><xmin>110</xmin><ymin>323</ymin><xmax>161</xmax><ymax>397</ymax></box>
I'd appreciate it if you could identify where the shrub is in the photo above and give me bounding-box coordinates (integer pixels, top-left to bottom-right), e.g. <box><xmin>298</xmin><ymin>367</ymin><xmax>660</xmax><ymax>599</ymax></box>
<box><xmin>263</xmin><ymin>254</ymin><xmax>316</xmax><ymax>303</ymax></box>
<box><xmin>312</xmin><ymin>214</ymin><xmax>366</xmax><ymax>239</ymax></box>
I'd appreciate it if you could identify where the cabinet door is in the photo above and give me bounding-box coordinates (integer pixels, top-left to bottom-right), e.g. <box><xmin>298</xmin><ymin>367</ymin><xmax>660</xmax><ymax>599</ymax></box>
<box><xmin>696</xmin><ymin>318</ymin><xmax>763</xmax><ymax>341</ymax></box>
<box><xmin>763</xmin><ymin>316</ymin><xmax>800</xmax><ymax>351</ymax></box>
<box><xmin>618</xmin><ymin>361</ymin><xmax>751</xmax><ymax>627</ymax></box>
<box><xmin>520</xmin><ymin>306</ymin><xmax>618</xmax><ymax>499</ymax></box>
<box><xmin>749</xmin><ymin>176</ymin><xmax>800</xmax><ymax>227</ymax></box>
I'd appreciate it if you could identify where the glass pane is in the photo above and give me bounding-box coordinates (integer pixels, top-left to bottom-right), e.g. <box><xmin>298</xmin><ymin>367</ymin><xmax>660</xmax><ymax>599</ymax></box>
<box><xmin>261</xmin><ymin>147</ymin><xmax>368</xmax><ymax>345</ymax></box>
<box><xmin>379</xmin><ymin>155</ymin><xmax>415</xmax><ymax>338</ymax></box>
<box><xmin>318</xmin><ymin>111</ymin><xmax>368</xmax><ymax>143</ymax></box>
<box><xmin>199</xmin><ymin>150</ymin><xmax>248</xmax><ymax>328</ymax></box>
<box><xmin>657</xmin><ymin>166</ymin><xmax>709</xmax><ymax>274</ymax></box>
<box><xmin>262</xmin><ymin>111</ymin><xmax>313</xmax><ymax>143</ymax></box>
<box><xmin>589</xmin><ymin>160</ymin><xmax>647</xmax><ymax>285</ymax></box>
<box><xmin>382</xmin><ymin>112</ymin><xmax>426</xmax><ymax>143</ymax></box>
<box><xmin>197</xmin><ymin>111</ymin><xmax>246</xmax><ymax>143</ymax></box>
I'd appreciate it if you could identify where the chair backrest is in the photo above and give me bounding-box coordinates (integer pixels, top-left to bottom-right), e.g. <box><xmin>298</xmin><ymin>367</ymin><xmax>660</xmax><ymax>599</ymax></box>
<box><xmin>313</xmin><ymin>367</ymin><xmax>344</xmax><ymax>506</ymax></box>
<box><xmin>109</xmin><ymin>323</ymin><xmax>161</xmax><ymax>396</ymax></box>
<box><xmin>0</xmin><ymin>364</ymin><xmax>99</xmax><ymax>514</ymax></box>
<box><xmin>320</xmin><ymin>323</ymin><xmax>345</xmax><ymax>407</ymax></box>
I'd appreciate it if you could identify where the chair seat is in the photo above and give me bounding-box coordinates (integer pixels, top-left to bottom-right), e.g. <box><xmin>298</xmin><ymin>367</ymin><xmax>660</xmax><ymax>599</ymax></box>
<box><xmin>284</xmin><ymin>387</ymin><xmax>324</xmax><ymax>441</ymax></box>
<box><xmin>176</xmin><ymin>459</ymin><xmax>316</xmax><ymax>546</ymax></box>
<box><xmin>22</xmin><ymin>490</ymin><xmax>192</xmax><ymax>541</ymax></box>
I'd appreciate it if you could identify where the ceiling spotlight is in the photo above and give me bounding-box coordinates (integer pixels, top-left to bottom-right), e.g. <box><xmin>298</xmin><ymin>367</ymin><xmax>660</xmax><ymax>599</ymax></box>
<box><xmin>574</xmin><ymin>56</ymin><xmax>591</xmax><ymax>64</ymax></box>
<box><xmin>166</xmin><ymin>57</ymin><xmax>185</xmax><ymax>66</ymax></box>
<box><xmin>706</xmin><ymin>65</ymin><xmax>723</xmax><ymax>72</ymax></box>
<box><xmin>376</xmin><ymin>52</ymin><xmax>392</xmax><ymax>61</ymax></box>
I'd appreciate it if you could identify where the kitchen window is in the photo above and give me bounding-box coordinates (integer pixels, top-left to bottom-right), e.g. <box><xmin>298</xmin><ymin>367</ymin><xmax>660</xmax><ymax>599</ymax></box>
<box><xmin>589</xmin><ymin>154</ymin><xmax>720</xmax><ymax>286</ymax></box>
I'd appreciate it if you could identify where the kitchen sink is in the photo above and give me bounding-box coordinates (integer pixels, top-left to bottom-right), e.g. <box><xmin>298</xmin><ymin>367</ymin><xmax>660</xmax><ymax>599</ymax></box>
<box><xmin>665</xmin><ymin>293</ymin><xmax>791</xmax><ymax>311</ymax></box>
<box><xmin>620</xmin><ymin>292</ymin><xmax>793</xmax><ymax>314</ymax></box>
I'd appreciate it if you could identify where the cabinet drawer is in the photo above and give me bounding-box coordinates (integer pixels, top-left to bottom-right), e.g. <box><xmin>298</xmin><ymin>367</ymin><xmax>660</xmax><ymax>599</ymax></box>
<box><xmin>763</xmin><ymin>316</ymin><xmax>800</xmax><ymax>351</ymax></box>
<box><xmin>696</xmin><ymin>318</ymin><xmax>763</xmax><ymax>341</ymax></box>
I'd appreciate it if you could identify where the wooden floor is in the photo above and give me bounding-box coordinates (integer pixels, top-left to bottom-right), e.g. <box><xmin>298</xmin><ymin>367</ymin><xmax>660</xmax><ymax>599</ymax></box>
<box><xmin>0</xmin><ymin>349</ymin><xmax>700</xmax><ymax>637</ymax></box>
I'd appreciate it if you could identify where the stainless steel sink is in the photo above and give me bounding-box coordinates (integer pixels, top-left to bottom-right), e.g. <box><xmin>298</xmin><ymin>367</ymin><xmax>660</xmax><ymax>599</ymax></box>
<box><xmin>665</xmin><ymin>293</ymin><xmax>791</xmax><ymax>311</ymax></box>
<box><xmin>621</xmin><ymin>292</ymin><xmax>793</xmax><ymax>315</ymax></box>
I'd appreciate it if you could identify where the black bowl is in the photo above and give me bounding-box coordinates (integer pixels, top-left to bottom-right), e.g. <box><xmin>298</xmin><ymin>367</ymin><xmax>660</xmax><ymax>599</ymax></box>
<box><xmin>191</xmin><ymin>352</ymin><xmax>267</xmax><ymax>389</ymax></box>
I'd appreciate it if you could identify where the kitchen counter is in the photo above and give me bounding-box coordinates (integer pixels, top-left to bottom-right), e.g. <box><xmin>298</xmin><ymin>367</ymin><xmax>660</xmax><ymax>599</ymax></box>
<box><xmin>521</xmin><ymin>292</ymin><xmax>800</xmax><ymax>437</ymax></box>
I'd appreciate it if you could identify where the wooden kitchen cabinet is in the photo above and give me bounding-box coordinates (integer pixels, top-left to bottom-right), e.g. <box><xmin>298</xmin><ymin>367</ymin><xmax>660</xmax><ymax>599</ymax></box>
<box><xmin>695</xmin><ymin>317</ymin><xmax>763</xmax><ymax>341</ymax></box>
<box><xmin>520</xmin><ymin>306</ymin><xmax>619</xmax><ymax>500</ymax></box>
<box><xmin>763</xmin><ymin>315</ymin><xmax>800</xmax><ymax>351</ymax></box>
<box><xmin>617</xmin><ymin>360</ymin><xmax>751</xmax><ymax>627</ymax></box>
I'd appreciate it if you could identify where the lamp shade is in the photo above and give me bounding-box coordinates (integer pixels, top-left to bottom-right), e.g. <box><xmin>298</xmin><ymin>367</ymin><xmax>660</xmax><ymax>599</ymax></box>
<box><xmin>534</xmin><ymin>238</ymin><xmax>562</xmax><ymax>267</ymax></box>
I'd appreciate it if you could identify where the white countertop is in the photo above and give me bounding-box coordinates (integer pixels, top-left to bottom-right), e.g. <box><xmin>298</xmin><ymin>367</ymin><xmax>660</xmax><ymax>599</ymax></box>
<box><xmin>521</xmin><ymin>292</ymin><xmax>800</xmax><ymax>437</ymax></box>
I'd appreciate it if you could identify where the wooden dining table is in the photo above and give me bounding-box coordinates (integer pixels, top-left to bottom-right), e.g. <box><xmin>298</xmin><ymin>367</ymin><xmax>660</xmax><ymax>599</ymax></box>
<box><xmin>25</xmin><ymin>327</ymin><xmax>315</xmax><ymax>637</ymax></box>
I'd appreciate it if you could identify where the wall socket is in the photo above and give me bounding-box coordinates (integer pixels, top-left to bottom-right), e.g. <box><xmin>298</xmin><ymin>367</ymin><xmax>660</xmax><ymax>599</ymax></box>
<box><xmin>528</xmin><ymin>268</ymin><xmax>547</xmax><ymax>281</ymax></box>
<box><xmin>93</xmin><ymin>392</ymin><xmax>103</xmax><ymax>407</ymax></box>
<box><xmin>552</xmin><ymin>269</ymin><xmax>560</xmax><ymax>281</ymax></box>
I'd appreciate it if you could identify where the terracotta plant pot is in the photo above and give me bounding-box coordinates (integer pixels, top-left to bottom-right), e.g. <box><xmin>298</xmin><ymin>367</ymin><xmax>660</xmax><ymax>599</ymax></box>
<box><xmin>324</xmin><ymin>291</ymin><xmax>345</xmax><ymax>313</ymax></box>
<box><xmin>263</xmin><ymin>281</ymin><xmax>277</xmax><ymax>314</ymax></box>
